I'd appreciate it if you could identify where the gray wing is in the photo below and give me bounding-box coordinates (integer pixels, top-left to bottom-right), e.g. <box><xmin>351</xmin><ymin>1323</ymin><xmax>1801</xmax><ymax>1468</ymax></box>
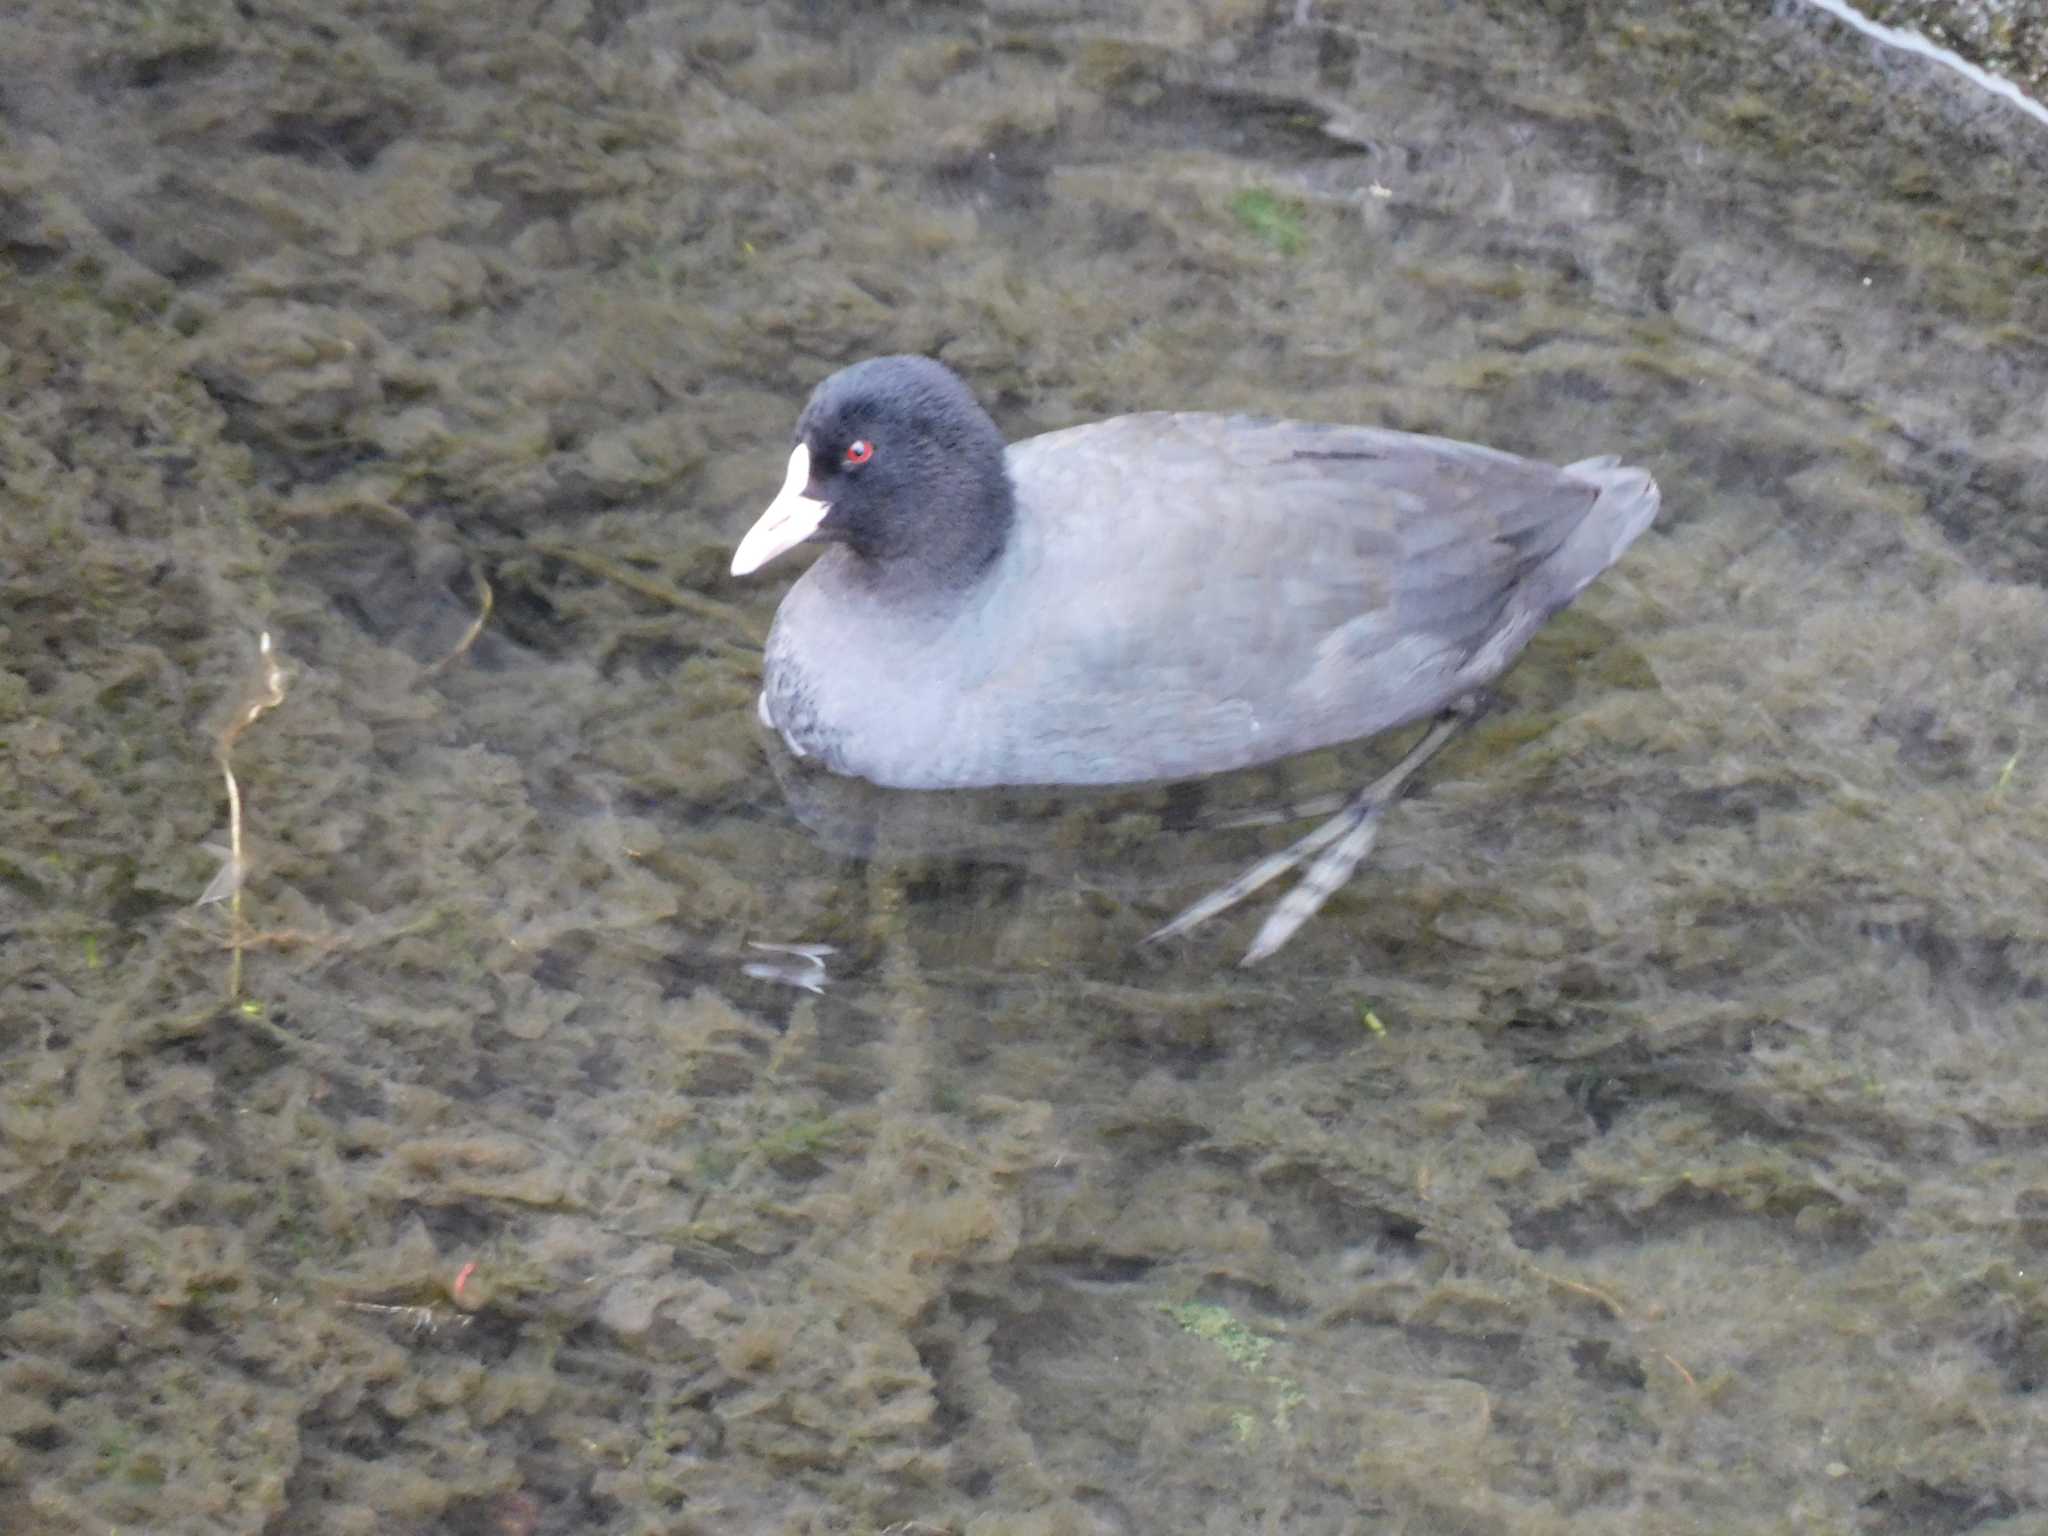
<box><xmin>986</xmin><ymin>412</ymin><xmax>1655</xmax><ymax>780</ymax></box>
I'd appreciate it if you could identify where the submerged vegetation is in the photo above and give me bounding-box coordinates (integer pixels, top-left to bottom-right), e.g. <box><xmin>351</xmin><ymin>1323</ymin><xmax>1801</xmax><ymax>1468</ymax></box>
<box><xmin>3</xmin><ymin>0</ymin><xmax>2047</xmax><ymax>1531</ymax></box>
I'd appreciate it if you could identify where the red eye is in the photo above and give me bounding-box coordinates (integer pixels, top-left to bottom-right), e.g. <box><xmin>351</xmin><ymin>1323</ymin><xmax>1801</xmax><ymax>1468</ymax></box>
<box><xmin>843</xmin><ymin>440</ymin><xmax>873</xmax><ymax>466</ymax></box>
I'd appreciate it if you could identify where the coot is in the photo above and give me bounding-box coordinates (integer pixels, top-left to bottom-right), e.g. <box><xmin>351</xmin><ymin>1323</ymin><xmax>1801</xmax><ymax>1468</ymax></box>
<box><xmin>732</xmin><ymin>355</ymin><xmax>1657</xmax><ymax>962</ymax></box>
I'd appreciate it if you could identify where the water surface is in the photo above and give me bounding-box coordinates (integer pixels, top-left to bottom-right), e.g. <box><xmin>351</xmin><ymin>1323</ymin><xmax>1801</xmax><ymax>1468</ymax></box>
<box><xmin>3</xmin><ymin>1</ymin><xmax>2047</xmax><ymax>1531</ymax></box>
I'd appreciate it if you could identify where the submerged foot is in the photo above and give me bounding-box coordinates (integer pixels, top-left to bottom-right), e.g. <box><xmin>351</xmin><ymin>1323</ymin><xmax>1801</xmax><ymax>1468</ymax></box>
<box><xmin>1145</xmin><ymin>700</ymin><xmax>1479</xmax><ymax>965</ymax></box>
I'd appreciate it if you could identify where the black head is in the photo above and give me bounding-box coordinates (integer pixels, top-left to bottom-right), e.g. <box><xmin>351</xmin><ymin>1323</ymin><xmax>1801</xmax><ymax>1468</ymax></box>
<box><xmin>732</xmin><ymin>355</ymin><xmax>1015</xmax><ymax>590</ymax></box>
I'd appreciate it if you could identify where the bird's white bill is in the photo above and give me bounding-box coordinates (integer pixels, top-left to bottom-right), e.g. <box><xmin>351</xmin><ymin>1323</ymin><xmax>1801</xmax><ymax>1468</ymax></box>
<box><xmin>731</xmin><ymin>444</ymin><xmax>830</xmax><ymax>575</ymax></box>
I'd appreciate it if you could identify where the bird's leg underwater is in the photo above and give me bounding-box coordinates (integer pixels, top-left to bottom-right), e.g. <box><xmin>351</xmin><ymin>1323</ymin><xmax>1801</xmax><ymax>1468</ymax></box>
<box><xmin>1146</xmin><ymin>695</ymin><xmax>1483</xmax><ymax>965</ymax></box>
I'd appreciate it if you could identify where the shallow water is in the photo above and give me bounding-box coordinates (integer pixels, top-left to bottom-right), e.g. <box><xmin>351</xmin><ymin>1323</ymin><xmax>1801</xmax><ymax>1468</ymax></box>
<box><xmin>4</xmin><ymin>1</ymin><xmax>2048</xmax><ymax>1532</ymax></box>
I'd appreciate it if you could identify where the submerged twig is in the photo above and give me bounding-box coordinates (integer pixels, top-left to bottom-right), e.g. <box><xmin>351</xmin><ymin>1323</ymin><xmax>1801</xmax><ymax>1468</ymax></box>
<box><xmin>1529</xmin><ymin>1264</ymin><xmax>1627</xmax><ymax>1319</ymax></box>
<box><xmin>425</xmin><ymin>566</ymin><xmax>494</xmax><ymax>675</ymax></box>
<box><xmin>203</xmin><ymin>631</ymin><xmax>288</xmax><ymax>1000</ymax></box>
<box><xmin>1659</xmin><ymin>1352</ymin><xmax>1698</xmax><ymax>1390</ymax></box>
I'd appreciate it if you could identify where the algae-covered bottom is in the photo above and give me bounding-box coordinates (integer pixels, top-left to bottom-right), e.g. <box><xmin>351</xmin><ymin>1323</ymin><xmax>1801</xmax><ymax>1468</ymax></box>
<box><xmin>3</xmin><ymin>0</ymin><xmax>2047</xmax><ymax>1531</ymax></box>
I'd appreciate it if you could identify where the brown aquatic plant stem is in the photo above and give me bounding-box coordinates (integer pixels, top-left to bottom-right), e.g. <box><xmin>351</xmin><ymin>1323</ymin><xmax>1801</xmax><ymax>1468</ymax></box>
<box><xmin>531</xmin><ymin>540</ymin><xmax>761</xmax><ymax>646</ymax></box>
<box><xmin>213</xmin><ymin>631</ymin><xmax>288</xmax><ymax>1000</ymax></box>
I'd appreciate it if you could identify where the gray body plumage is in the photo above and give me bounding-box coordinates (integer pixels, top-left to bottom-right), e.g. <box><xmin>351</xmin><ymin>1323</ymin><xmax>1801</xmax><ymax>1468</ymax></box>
<box><xmin>759</xmin><ymin>411</ymin><xmax>1657</xmax><ymax>790</ymax></box>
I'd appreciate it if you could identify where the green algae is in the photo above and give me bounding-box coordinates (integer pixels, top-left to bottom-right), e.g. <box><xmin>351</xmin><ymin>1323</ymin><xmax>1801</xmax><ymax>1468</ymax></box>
<box><xmin>1228</xmin><ymin>186</ymin><xmax>1308</xmax><ymax>255</ymax></box>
